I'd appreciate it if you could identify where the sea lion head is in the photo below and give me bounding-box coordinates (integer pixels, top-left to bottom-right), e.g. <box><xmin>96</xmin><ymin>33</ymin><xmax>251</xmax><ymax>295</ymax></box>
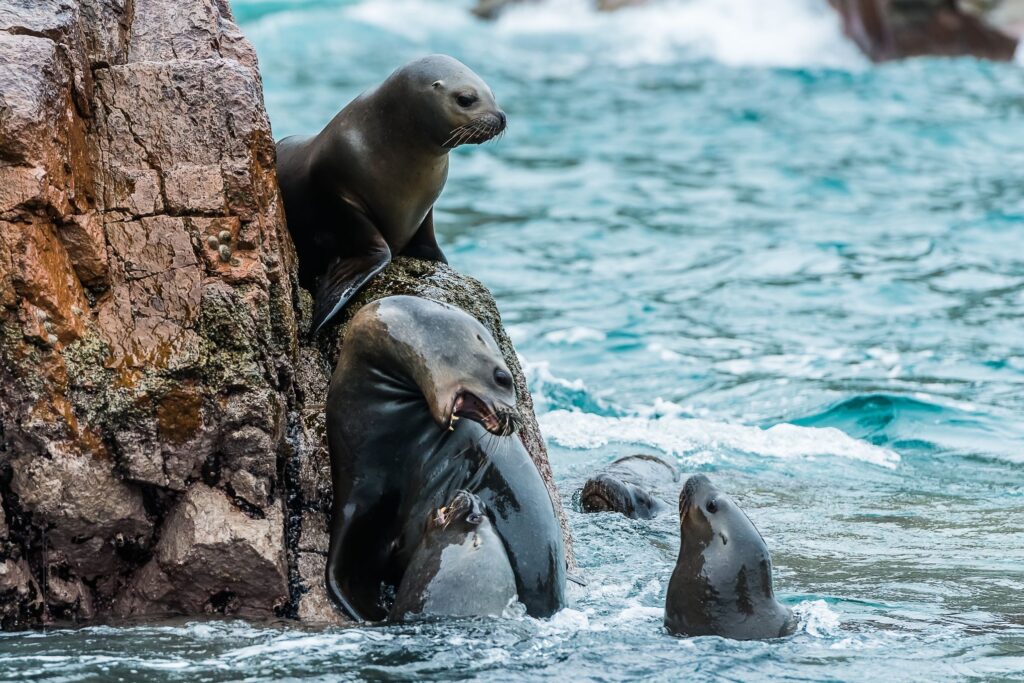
<box><xmin>350</xmin><ymin>296</ymin><xmax>521</xmax><ymax>436</ymax></box>
<box><xmin>580</xmin><ymin>473</ymin><xmax>661</xmax><ymax>518</ymax></box>
<box><xmin>580</xmin><ymin>454</ymin><xmax>676</xmax><ymax>518</ymax></box>
<box><xmin>429</xmin><ymin>490</ymin><xmax>487</xmax><ymax>534</ymax></box>
<box><xmin>676</xmin><ymin>474</ymin><xmax>774</xmax><ymax>593</ymax></box>
<box><xmin>666</xmin><ymin>475</ymin><xmax>794</xmax><ymax>639</ymax></box>
<box><xmin>396</xmin><ymin>54</ymin><xmax>507</xmax><ymax>149</ymax></box>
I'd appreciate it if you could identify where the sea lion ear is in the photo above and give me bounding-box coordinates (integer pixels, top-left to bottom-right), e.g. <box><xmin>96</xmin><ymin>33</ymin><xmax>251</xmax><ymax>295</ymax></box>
<box><xmin>432</xmin><ymin>80</ymin><xmax>444</xmax><ymax>89</ymax></box>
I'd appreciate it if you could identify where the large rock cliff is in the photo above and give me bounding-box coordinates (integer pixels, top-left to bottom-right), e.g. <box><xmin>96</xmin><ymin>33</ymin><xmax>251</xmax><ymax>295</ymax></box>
<box><xmin>0</xmin><ymin>0</ymin><xmax>570</xmax><ymax>628</ymax></box>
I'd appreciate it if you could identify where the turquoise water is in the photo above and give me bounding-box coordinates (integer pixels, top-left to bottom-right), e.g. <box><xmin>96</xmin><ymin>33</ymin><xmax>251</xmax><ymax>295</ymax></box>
<box><xmin>5</xmin><ymin>0</ymin><xmax>1024</xmax><ymax>680</ymax></box>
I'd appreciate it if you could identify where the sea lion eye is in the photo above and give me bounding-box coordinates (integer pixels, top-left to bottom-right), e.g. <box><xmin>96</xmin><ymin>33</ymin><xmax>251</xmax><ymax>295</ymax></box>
<box><xmin>494</xmin><ymin>368</ymin><xmax>513</xmax><ymax>389</ymax></box>
<box><xmin>706</xmin><ymin>499</ymin><xmax>718</xmax><ymax>514</ymax></box>
<box><xmin>455</xmin><ymin>94</ymin><xmax>477</xmax><ymax>108</ymax></box>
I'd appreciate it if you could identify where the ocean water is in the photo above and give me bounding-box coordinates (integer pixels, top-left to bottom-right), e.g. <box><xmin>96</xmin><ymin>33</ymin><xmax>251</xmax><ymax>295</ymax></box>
<box><xmin>5</xmin><ymin>0</ymin><xmax>1024</xmax><ymax>680</ymax></box>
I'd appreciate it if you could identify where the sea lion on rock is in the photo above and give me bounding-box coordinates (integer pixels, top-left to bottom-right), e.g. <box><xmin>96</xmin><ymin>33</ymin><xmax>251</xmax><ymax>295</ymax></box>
<box><xmin>326</xmin><ymin>296</ymin><xmax>565</xmax><ymax>621</ymax></box>
<box><xmin>389</xmin><ymin>490</ymin><xmax>518</xmax><ymax>622</ymax></box>
<box><xmin>580</xmin><ymin>454</ymin><xmax>678</xmax><ymax>519</ymax></box>
<box><xmin>665</xmin><ymin>475</ymin><xmax>797</xmax><ymax>640</ymax></box>
<box><xmin>276</xmin><ymin>55</ymin><xmax>506</xmax><ymax>332</ymax></box>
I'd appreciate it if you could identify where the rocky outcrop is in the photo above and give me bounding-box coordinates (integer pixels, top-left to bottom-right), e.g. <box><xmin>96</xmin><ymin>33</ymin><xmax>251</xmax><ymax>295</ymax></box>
<box><xmin>0</xmin><ymin>0</ymin><xmax>570</xmax><ymax>628</ymax></box>
<box><xmin>829</xmin><ymin>0</ymin><xmax>1020</xmax><ymax>61</ymax></box>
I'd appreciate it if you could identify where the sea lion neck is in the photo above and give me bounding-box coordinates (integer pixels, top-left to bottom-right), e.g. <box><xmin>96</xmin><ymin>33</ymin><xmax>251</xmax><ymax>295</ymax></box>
<box><xmin>365</xmin><ymin>78</ymin><xmax>452</xmax><ymax>159</ymax></box>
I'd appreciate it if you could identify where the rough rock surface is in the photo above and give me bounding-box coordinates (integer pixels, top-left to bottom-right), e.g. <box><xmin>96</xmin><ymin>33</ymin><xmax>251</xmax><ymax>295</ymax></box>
<box><xmin>829</xmin><ymin>0</ymin><xmax>1020</xmax><ymax>61</ymax></box>
<box><xmin>0</xmin><ymin>0</ymin><xmax>570</xmax><ymax>628</ymax></box>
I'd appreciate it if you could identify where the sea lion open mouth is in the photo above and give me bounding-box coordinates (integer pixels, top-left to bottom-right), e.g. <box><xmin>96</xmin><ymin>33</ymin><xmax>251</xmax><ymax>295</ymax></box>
<box><xmin>451</xmin><ymin>390</ymin><xmax>521</xmax><ymax>436</ymax></box>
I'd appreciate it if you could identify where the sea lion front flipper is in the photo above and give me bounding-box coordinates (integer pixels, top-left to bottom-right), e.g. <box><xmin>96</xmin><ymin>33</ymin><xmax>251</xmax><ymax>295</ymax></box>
<box><xmin>310</xmin><ymin>241</ymin><xmax>392</xmax><ymax>333</ymax></box>
<box><xmin>399</xmin><ymin>210</ymin><xmax>448</xmax><ymax>263</ymax></box>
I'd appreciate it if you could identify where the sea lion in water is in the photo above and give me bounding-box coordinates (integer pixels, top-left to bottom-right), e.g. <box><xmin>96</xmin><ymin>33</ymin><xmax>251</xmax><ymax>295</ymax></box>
<box><xmin>325</xmin><ymin>296</ymin><xmax>566</xmax><ymax>621</ymax></box>
<box><xmin>664</xmin><ymin>475</ymin><xmax>797</xmax><ymax>640</ymax></box>
<box><xmin>580</xmin><ymin>454</ymin><xmax>678</xmax><ymax>519</ymax></box>
<box><xmin>389</xmin><ymin>490</ymin><xmax>518</xmax><ymax>622</ymax></box>
<box><xmin>276</xmin><ymin>55</ymin><xmax>506</xmax><ymax>332</ymax></box>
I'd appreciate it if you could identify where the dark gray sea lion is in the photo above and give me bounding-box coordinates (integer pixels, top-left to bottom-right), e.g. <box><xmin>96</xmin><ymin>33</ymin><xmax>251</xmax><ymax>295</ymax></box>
<box><xmin>579</xmin><ymin>454</ymin><xmax>678</xmax><ymax>519</ymax></box>
<box><xmin>664</xmin><ymin>475</ymin><xmax>797</xmax><ymax>640</ymax></box>
<box><xmin>276</xmin><ymin>54</ymin><xmax>506</xmax><ymax>332</ymax></box>
<box><xmin>389</xmin><ymin>490</ymin><xmax>518</xmax><ymax>622</ymax></box>
<box><xmin>325</xmin><ymin>296</ymin><xmax>565</xmax><ymax>621</ymax></box>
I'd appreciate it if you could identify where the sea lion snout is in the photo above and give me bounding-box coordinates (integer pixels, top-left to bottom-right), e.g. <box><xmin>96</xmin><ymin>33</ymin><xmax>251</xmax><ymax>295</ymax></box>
<box><xmin>438</xmin><ymin>491</ymin><xmax>487</xmax><ymax>529</ymax></box>
<box><xmin>679</xmin><ymin>474</ymin><xmax>714</xmax><ymax>518</ymax></box>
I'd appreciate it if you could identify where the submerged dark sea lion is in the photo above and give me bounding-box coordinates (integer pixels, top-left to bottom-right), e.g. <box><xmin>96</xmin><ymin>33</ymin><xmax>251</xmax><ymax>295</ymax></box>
<box><xmin>664</xmin><ymin>475</ymin><xmax>796</xmax><ymax>640</ymax></box>
<box><xmin>326</xmin><ymin>296</ymin><xmax>565</xmax><ymax>621</ymax></box>
<box><xmin>389</xmin><ymin>490</ymin><xmax>517</xmax><ymax>622</ymax></box>
<box><xmin>580</xmin><ymin>454</ymin><xmax>678</xmax><ymax>519</ymax></box>
<box><xmin>276</xmin><ymin>54</ymin><xmax>506</xmax><ymax>332</ymax></box>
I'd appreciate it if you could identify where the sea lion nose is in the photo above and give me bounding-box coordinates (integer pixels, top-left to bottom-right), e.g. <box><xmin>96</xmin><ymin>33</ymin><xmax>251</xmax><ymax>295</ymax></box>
<box><xmin>497</xmin><ymin>111</ymin><xmax>507</xmax><ymax>129</ymax></box>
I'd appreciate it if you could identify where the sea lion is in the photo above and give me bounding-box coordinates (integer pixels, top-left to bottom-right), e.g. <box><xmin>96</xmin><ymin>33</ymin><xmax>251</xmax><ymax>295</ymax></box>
<box><xmin>276</xmin><ymin>55</ymin><xmax>507</xmax><ymax>332</ymax></box>
<box><xmin>579</xmin><ymin>454</ymin><xmax>678</xmax><ymax>519</ymax></box>
<box><xmin>664</xmin><ymin>475</ymin><xmax>797</xmax><ymax>640</ymax></box>
<box><xmin>325</xmin><ymin>295</ymin><xmax>566</xmax><ymax>621</ymax></box>
<box><xmin>389</xmin><ymin>490</ymin><xmax>518</xmax><ymax>622</ymax></box>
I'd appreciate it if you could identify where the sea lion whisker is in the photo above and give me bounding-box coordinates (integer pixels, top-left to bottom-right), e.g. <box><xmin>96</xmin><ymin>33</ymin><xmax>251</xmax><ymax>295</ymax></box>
<box><xmin>455</xmin><ymin>126</ymin><xmax>478</xmax><ymax>147</ymax></box>
<box><xmin>443</xmin><ymin>124</ymin><xmax>471</xmax><ymax>147</ymax></box>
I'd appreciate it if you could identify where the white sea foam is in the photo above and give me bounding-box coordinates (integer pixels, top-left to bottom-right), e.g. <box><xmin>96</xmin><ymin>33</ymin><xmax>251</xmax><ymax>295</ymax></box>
<box><xmin>334</xmin><ymin>0</ymin><xmax>864</xmax><ymax>69</ymax></box>
<box><xmin>793</xmin><ymin>599</ymin><xmax>841</xmax><ymax>637</ymax></box>
<box><xmin>540</xmin><ymin>409</ymin><xmax>901</xmax><ymax>467</ymax></box>
<box><xmin>494</xmin><ymin>0</ymin><xmax>864</xmax><ymax>68</ymax></box>
<box><xmin>343</xmin><ymin>0</ymin><xmax>474</xmax><ymax>41</ymax></box>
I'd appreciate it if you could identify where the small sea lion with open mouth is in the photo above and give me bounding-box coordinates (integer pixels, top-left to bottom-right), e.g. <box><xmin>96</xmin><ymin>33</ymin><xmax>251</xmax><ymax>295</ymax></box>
<box><xmin>665</xmin><ymin>475</ymin><xmax>797</xmax><ymax>640</ymax></box>
<box><xmin>389</xmin><ymin>490</ymin><xmax>518</xmax><ymax>622</ymax></box>
<box><xmin>276</xmin><ymin>55</ymin><xmax>507</xmax><ymax>332</ymax></box>
<box><xmin>579</xmin><ymin>454</ymin><xmax>678</xmax><ymax>519</ymax></box>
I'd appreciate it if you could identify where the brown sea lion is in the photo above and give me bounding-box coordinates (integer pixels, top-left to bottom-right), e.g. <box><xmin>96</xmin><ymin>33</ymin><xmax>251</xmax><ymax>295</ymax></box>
<box><xmin>579</xmin><ymin>454</ymin><xmax>678</xmax><ymax>519</ymax></box>
<box><xmin>665</xmin><ymin>475</ymin><xmax>797</xmax><ymax>640</ymax></box>
<box><xmin>389</xmin><ymin>490</ymin><xmax>518</xmax><ymax>622</ymax></box>
<box><xmin>276</xmin><ymin>55</ymin><xmax>506</xmax><ymax>332</ymax></box>
<box><xmin>325</xmin><ymin>296</ymin><xmax>566</xmax><ymax>621</ymax></box>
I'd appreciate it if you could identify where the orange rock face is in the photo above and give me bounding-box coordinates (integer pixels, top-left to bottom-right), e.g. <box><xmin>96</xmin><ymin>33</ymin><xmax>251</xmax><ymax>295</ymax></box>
<box><xmin>0</xmin><ymin>0</ymin><xmax>297</xmax><ymax>626</ymax></box>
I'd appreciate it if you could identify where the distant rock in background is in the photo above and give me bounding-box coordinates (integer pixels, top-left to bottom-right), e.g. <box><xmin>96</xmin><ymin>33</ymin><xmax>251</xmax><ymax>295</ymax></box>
<box><xmin>829</xmin><ymin>0</ymin><xmax>1021</xmax><ymax>61</ymax></box>
<box><xmin>0</xmin><ymin>0</ymin><xmax>569</xmax><ymax>629</ymax></box>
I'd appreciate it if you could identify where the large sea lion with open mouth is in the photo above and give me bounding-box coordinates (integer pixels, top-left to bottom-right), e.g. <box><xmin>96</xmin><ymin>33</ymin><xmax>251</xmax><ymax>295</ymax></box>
<box><xmin>579</xmin><ymin>454</ymin><xmax>678</xmax><ymax>519</ymax></box>
<box><xmin>325</xmin><ymin>296</ymin><xmax>565</xmax><ymax>621</ymax></box>
<box><xmin>389</xmin><ymin>490</ymin><xmax>518</xmax><ymax>622</ymax></box>
<box><xmin>276</xmin><ymin>55</ymin><xmax>507</xmax><ymax>332</ymax></box>
<box><xmin>665</xmin><ymin>475</ymin><xmax>797</xmax><ymax>640</ymax></box>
